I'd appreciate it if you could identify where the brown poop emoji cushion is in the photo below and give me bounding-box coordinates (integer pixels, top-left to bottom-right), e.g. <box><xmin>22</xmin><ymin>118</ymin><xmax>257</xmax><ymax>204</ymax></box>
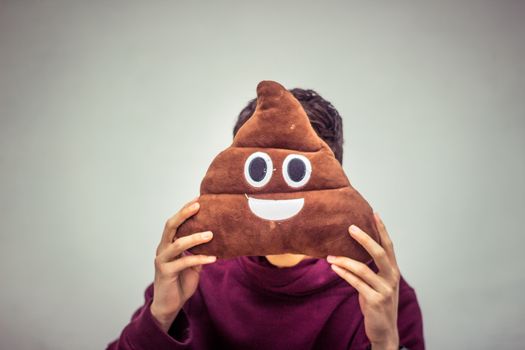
<box><xmin>177</xmin><ymin>80</ymin><xmax>381</xmax><ymax>261</ymax></box>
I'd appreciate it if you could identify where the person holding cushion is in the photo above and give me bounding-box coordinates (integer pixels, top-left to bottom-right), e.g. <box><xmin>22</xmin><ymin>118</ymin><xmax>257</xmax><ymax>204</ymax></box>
<box><xmin>107</xmin><ymin>82</ymin><xmax>425</xmax><ymax>350</ymax></box>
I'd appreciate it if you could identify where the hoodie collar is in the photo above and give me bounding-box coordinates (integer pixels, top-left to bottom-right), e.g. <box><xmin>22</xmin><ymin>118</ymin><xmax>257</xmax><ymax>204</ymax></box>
<box><xmin>236</xmin><ymin>255</ymin><xmax>347</xmax><ymax>296</ymax></box>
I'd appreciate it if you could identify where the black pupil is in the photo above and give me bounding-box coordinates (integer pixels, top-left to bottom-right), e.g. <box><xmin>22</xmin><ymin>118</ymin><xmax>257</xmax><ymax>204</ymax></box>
<box><xmin>288</xmin><ymin>158</ymin><xmax>306</xmax><ymax>182</ymax></box>
<box><xmin>249</xmin><ymin>157</ymin><xmax>267</xmax><ymax>182</ymax></box>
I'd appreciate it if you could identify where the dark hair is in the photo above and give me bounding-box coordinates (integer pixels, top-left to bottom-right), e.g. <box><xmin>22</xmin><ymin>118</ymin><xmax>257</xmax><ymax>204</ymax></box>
<box><xmin>233</xmin><ymin>88</ymin><xmax>344</xmax><ymax>164</ymax></box>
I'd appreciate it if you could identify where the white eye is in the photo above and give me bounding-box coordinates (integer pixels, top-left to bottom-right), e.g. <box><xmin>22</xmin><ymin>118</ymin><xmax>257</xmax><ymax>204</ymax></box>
<box><xmin>282</xmin><ymin>154</ymin><xmax>312</xmax><ymax>188</ymax></box>
<box><xmin>244</xmin><ymin>152</ymin><xmax>273</xmax><ymax>188</ymax></box>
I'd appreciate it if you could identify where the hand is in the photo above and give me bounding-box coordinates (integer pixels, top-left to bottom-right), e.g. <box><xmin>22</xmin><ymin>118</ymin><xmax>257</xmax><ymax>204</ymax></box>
<box><xmin>326</xmin><ymin>212</ymin><xmax>400</xmax><ymax>350</ymax></box>
<box><xmin>150</xmin><ymin>197</ymin><xmax>217</xmax><ymax>333</ymax></box>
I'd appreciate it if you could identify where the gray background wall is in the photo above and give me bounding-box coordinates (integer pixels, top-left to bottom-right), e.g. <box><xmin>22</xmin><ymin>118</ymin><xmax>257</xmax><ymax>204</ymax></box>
<box><xmin>1</xmin><ymin>1</ymin><xmax>524</xmax><ymax>349</ymax></box>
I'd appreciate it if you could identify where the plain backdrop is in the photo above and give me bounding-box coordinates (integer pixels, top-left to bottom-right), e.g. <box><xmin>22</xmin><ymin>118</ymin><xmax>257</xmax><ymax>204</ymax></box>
<box><xmin>1</xmin><ymin>1</ymin><xmax>524</xmax><ymax>349</ymax></box>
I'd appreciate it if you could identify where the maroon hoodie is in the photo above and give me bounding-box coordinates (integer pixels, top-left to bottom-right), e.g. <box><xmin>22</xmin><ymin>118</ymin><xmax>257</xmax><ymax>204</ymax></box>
<box><xmin>107</xmin><ymin>256</ymin><xmax>424</xmax><ymax>349</ymax></box>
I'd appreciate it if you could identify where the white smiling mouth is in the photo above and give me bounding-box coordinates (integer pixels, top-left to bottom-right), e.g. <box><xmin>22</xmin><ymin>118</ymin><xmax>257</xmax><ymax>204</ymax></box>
<box><xmin>246</xmin><ymin>196</ymin><xmax>304</xmax><ymax>221</ymax></box>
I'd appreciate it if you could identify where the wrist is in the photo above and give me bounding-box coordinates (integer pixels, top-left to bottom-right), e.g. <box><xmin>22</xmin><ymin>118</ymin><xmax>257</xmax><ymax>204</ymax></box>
<box><xmin>371</xmin><ymin>339</ymin><xmax>399</xmax><ymax>350</ymax></box>
<box><xmin>371</xmin><ymin>332</ymin><xmax>399</xmax><ymax>350</ymax></box>
<box><xmin>371</xmin><ymin>344</ymin><xmax>398</xmax><ymax>350</ymax></box>
<box><xmin>150</xmin><ymin>302</ymin><xmax>180</xmax><ymax>333</ymax></box>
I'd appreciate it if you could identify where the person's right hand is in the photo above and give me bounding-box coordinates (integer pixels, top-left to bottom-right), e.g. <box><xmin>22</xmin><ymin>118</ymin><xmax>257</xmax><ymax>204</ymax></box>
<box><xmin>150</xmin><ymin>197</ymin><xmax>216</xmax><ymax>333</ymax></box>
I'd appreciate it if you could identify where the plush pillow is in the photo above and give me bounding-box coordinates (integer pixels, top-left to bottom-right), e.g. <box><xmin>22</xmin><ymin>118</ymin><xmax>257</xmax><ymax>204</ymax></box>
<box><xmin>177</xmin><ymin>80</ymin><xmax>380</xmax><ymax>261</ymax></box>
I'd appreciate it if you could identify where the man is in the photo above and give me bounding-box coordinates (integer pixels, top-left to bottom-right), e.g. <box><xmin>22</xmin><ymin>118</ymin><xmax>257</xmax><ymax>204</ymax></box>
<box><xmin>107</xmin><ymin>87</ymin><xmax>425</xmax><ymax>350</ymax></box>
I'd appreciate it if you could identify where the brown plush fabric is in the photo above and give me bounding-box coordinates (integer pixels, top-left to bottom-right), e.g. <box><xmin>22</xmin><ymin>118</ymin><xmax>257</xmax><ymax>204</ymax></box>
<box><xmin>177</xmin><ymin>80</ymin><xmax>380</xmax><ymax>261</ymax></box>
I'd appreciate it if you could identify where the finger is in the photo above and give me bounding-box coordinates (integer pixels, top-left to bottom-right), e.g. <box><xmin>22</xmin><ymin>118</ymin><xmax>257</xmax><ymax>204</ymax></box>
<box><xmin>348</xmin><ymin>224</ymin><xmax>393</xmax><ymax>277</ymax></box>
<box><xmin>330</xmin><ymin>264</ymin><xmax>379</xmax><ymax>298</ymax></box>
<box><xmin>158</xmin><ymin>231</ymin><xmax>214</xmax><ymax>263</ymax></box>
<box><xmin>160</xmin><ymin>198</ymin><xmax>199</xmax><ymax>247</ymax></box>
<box><xmin>327</xmin><ymin>256</ymin><xmax>390</xmax><ymax>293</ymax></box>
<box><xmin>160</xmin><ymin>197</ymin><xmax>200</xmax><ymax>248</ymax></box>
<box><xmin>374</xmin><ymin>211</ymin><xmax>399</xmax><ymax>268</ymax></box>
<box><xmin>164</xmin><ymin>254</ymin><xmax>217</xmax><ymax>274</ymax></box>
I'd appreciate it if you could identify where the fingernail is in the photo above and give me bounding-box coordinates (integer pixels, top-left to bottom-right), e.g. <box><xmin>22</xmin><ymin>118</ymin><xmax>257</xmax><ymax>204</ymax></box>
<box><xmin>201</xmin><ymin>231</ymin><xmax>213</xmax><ymax>239</ymax></box>
<box><xmin>349</xmin><ymin>225</ymin><xmax>359</xmax><ymax>234</ymax></box>
<box><xmin>191</xmin><ymin>202</ymin><xmax>200</xmax><ymax>210</ymax></box>
<box><xmin>206</xmin><ymin>256</ymin><xmax>217</xmax><ymax>262</ymax></box>
<box><xmin>331</xmin><ymin>264</ymin><xmax>342</xmax><ymax>272</ymax></box>
<box><xmin>326</xmin><ymin>255</ymin><xmax>336</xmax><ymax>262</ymax></box>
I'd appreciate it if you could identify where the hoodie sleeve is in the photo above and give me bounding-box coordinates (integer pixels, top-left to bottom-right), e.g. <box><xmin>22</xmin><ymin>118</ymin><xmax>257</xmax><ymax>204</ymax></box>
<box><xmin>106</xmin><ymin>283</ymin><xmax>194</xmax><ymax>350</ymax></box>
<box><xmin>396</xmin><ymin>276</ymin><xmax>425</xmax><ymax>350</ymax></box>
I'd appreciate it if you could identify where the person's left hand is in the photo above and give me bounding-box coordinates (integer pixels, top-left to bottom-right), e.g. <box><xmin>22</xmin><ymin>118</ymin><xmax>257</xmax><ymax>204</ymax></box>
<box><xmin>326</xmin><ymin>212</ymin><xmax>400</xmax><ymax>350</ymax></box>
